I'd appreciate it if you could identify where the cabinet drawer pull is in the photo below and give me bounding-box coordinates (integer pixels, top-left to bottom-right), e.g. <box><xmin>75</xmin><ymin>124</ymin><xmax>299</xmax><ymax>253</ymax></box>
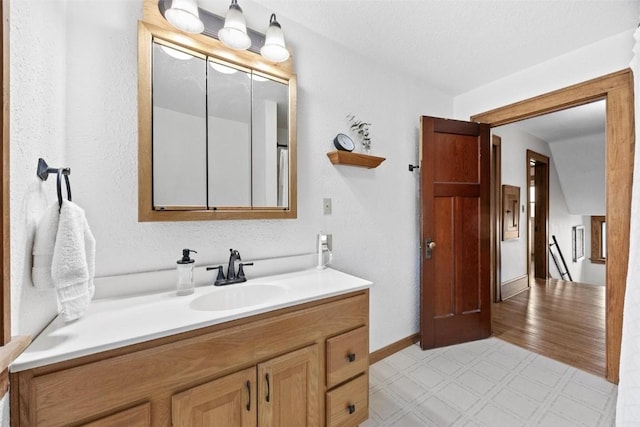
<box><xmin>265</xmin><ymin>373</ymin><xmax>271</xmax><ymax>403</ymax></box>
<box><xmin>246</xmin><ymin>380</ymin><xmax>251</xmax><ymax>411</ymax></box>
<box><xmin>347</xmin><ymin>352</ymin><xmax>356</xmax><ymax>362</ymax></box>
<box><xmin>348</xmin><ymin>404</ymin><xmax>356</xmax><ymax>415</ymax></box>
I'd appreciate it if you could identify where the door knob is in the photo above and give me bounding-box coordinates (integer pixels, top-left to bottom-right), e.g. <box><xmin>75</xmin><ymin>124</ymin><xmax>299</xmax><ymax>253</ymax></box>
<box><xmin>425</xmin><ymin>238</ymin><xmax>436</xmax><ymax>259</ymax></box>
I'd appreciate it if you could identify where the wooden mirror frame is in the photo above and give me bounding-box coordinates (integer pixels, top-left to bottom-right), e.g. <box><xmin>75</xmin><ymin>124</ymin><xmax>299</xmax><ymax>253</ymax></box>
<box><xmin>138</xmin><ymin>0</ymin><xmax>297</xmax><ymax>221</ymax></box>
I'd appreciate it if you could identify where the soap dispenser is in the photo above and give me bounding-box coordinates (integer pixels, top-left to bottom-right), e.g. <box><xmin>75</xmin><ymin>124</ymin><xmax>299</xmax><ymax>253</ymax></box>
<box><xmin>176</xmin><ymin>249</ymin><xmax>197</xmax><ymax>296</ymax></box>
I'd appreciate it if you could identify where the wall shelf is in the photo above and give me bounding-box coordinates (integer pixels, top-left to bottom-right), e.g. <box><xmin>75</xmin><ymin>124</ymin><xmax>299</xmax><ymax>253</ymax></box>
<box><xmin>326</xmin><ymin>151</ymin><xmax>386</xmax><ymax>169</ymax></box>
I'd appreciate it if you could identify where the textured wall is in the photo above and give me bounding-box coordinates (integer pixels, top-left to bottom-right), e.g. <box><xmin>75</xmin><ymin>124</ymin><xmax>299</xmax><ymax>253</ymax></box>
<box><xmin>10</xmin><ymin>0</ymin><xmax>68</xmax><ymax>346</ymax></box>
<box><xmin>8</xmin><ymin>2</ymin><xmax>70</xmax><ymax>424</ymax></box>
<box><xmin>11</xmin><ymin>0</ymin><xmax>452</xmax><ymax>356</ymax></box>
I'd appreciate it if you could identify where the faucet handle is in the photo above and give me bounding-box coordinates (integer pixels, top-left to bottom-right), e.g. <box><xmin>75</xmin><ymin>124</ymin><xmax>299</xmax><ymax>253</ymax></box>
<box><xmin>237</xmin><ymin>262</ymin><xmax>253</xmax><ymax>279</ymax></box>
<box><xmin>206</xmin><ymin>265</ymin><xmax>225</xmax><ymax>284</ymax></box>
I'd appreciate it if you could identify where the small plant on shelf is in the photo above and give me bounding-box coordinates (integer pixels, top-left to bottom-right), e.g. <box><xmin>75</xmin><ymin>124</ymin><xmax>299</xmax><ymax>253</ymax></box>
<box><xmin>347</xmin><ymin>114</ymin><xmax>372</xmax><ymax>153</ymax></box>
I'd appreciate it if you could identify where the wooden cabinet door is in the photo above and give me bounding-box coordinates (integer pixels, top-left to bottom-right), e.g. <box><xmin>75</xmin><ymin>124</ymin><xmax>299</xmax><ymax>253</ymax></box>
<box><xmin>257</xmin><ymin>344</ymin><xmax>319</xmax><ymax>427</ymax></box>
<box><xmin>172</xmin><ymin>367</ymin><xmax>256</xmax><ymax>427</ymax></box>
<box><xmin>81</xmin><ymin>403</ymin><xmax>151</xmax><ymax>427</ymax></box>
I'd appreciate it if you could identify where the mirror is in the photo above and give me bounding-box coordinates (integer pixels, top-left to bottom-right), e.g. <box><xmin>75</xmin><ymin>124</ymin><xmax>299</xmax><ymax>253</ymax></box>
<box><xmin>138</xmin><ymin>18</ymin><xmax>297</xmax><ymax>221</ymax></box>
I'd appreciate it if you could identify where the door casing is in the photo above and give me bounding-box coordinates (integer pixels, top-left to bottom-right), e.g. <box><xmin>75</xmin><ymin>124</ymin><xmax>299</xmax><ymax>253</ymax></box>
<box><xmin>473</xmin><ymin>68</ymin><xmax>634</xmax><ymax>383</ymax></box>
<box><xmin>527</xmin><ymin>150</ymin><xmax>549</xmax><ymax>281</ymax></box>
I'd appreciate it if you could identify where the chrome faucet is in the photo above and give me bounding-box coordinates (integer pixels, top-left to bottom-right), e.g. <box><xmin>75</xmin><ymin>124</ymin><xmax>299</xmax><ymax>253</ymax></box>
<box><xmin>207</xmin><ymin>248</ymin><xmax>253</xmax><ymax>286</ymax></box>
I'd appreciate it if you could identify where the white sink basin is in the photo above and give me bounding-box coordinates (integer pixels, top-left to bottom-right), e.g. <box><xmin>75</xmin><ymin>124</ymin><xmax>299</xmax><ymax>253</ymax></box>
<box><xmin>190</xmin><ymin>284</ymin><xmax>287</xmax><ymax>311</ymax></box>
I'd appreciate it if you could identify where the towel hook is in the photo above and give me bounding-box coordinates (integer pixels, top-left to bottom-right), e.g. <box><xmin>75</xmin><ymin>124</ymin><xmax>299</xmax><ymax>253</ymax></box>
<box><xmin>55</xmin><ymin>170</ymin><xmax>72</xmax><ymax>211</ymax></box>
<box><xmin>37</xmin><ymin>158</ymin><xmax>71</xmax><ymax>211</ymax></box>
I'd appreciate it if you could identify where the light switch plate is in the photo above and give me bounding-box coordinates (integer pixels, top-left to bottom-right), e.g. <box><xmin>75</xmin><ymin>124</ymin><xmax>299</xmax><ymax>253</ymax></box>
<box><xmin>323</xmin><ymin>198</ymin><xmax>332</xmax><ymax>215</ymax></box>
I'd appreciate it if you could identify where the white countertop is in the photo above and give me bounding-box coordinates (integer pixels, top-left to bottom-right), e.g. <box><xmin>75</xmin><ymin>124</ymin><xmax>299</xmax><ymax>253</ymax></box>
<box><xmin>12</xmin><ymin>268</ymin><xmax>371</xmax><ymax>372</ymax></box>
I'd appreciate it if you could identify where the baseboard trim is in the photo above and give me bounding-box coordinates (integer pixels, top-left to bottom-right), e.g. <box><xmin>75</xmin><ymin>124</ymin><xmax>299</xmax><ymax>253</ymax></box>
<box><xmin>501</xmin><ymin>274</ymin><xmax>529</xmax><ymax>300</ymax></box>
<box><xmin>369</xmin><ymin>333</ymin><xmax>420</xmax><ymax>365</ymax></box>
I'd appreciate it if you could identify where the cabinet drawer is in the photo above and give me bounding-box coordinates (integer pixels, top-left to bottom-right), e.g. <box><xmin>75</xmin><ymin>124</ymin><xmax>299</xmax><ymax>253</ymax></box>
<box><xmin>326</xmin><ymin>326</ymin><xmax>368</xmax><ymax>388</ymax></box>
<box><xmin>326</xmin><ymin>374</ymin><xmax>368</xmax><ymax>427</ymax></box>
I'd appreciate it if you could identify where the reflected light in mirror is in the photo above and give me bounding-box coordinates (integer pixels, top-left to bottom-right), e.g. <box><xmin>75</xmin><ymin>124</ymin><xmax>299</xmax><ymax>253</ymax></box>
<box><xmin>165</xmin><ymin>0</ymin><xmax>204</xmax><ymax>34</ymax></box>
<box><xmin>251</xmin><ymin>74</ymin><xmax>268</xmax><ymax>82</ymax></box>
<box><xmin>260</xmin><ymin>14</ymin><xmax>290</xmax><ymax>63</ymax></box>
<box><xmin>218</xmin><ymin>0</ymin><xmax>252</xmax><ymax>50</ymax></box>
<box><xmin>161</xmin><ymin>45</ymin><xmax>193</xmax><ymax>60</ymax></box>
<box><xmin>210</xmin><ymin>61</ymin><xmax>238</xmax><ymax>74</ymax></box>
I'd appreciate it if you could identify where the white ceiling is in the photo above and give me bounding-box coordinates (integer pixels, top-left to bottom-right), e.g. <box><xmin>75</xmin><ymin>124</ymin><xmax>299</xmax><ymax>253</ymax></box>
<box><xmin>226</xmin><ymin>0</ymin><xmax>640</xmax><ymax>96</ymax></box>
<box><xmin>514</xmin><ymin>100</ymin><xmax>606</xmax><ymax>143</ymax></box>
<box><xmin>197</xmin><ymin>1</ymin><xmax>636</xmax><ymax>140</ymax></box>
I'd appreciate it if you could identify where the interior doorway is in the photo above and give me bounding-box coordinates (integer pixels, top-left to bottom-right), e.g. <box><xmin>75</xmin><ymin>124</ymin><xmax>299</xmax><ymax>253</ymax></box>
<box><xmin>473</xmin><ymin>69</ymin><xmax>634</xmax><ymax>383</ymax></box>
<box><xmin>527</xmin><ymin>150</ymin><xmax>549</xmax><ymax>282</ymax></box>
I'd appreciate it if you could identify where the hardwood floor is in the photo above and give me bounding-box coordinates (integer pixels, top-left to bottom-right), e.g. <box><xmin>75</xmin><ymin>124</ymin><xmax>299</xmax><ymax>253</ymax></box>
<box><xmin>492</xmin><ymin>278</ymin><xmax>606</xmax><ymax>377</ymax></box>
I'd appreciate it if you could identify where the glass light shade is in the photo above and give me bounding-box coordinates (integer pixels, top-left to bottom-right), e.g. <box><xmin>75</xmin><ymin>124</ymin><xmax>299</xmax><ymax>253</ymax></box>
<box><xmin>218</xmin><ymin>0</ymin><xmax>251</xmax><ymax>50</ymax></box>
<box><xmin>165</xmin><ymin>0</ymin><xmax>204</xmax><ymax>34</ymax></box>
<box><xmin>260</xmin><ymin>14</ymin><xmax>289</xmax><ymax>63</ymax></box>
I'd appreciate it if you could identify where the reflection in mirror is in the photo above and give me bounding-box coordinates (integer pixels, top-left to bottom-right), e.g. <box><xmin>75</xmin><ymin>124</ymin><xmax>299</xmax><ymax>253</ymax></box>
<box><xmin>151</xmin><ymin>42</ymin><xmax>291</xmax><ymax>210</ymax></box>
<box><xmin>152</xmin><ymin>43</ymin><xmax>207</xmax><ymax>209</ymax></box>
<box><xmin>251</xmin><ymin>76</ymin><xmax>289</xmax><ymax>207</ymax></box>
<box><xmin>208</xmin><ymin>61</ymin><xmax>252</xmax><ymax>207</ymax></box>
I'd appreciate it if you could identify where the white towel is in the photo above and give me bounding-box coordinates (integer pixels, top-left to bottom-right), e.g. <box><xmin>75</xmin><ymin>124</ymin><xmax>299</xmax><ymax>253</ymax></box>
<box><xmin>32</xmin><ymin>203</ymin><xmax>60</xmax><ymax>288</ymax></box>
<box><xmin>51</xmin><ymin>200</ymin><xmax>96</xmax><ymax>322</ymax></box>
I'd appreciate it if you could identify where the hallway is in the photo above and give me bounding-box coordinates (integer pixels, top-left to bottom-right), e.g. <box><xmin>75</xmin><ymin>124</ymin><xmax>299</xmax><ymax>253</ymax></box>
<box><xmin>492</xmin><ymin>278</ymin><xmax>606</xmax><ymax>377</ymax></box>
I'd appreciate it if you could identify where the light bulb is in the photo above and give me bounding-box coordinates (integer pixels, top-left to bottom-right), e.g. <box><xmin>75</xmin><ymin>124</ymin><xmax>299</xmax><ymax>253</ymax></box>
<box><xmin>260</xmin><ymin>14</ymin><xmax>289</xmax><ymax>63</ymax></box>
<box><xmin>218</xmin><ymin>0</ymin><xmax>251</xmax><ymax>50</ymax></box>
<box><xmin>165</xmin><ymin>0</ymin><xmax>204</xmax><ymax>34</ymax></box>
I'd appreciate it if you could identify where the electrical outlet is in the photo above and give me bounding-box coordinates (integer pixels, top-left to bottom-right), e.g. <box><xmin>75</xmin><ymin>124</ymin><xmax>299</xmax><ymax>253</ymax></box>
<box><xmin>323</xmin><ymin>198</ymin><xmax>332</xmax><ymax>215</ymax></box>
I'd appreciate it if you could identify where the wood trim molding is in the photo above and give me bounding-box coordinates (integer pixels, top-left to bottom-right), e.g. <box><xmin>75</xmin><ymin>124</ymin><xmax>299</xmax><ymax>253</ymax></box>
<box><xmin>1</xmin><ymin>0</ymin><xmax>10</xmax><ymax>345</ymax></box>
<box><xmin>491</xmin><ymin>135</ymin><xmax>502</xmax><ymax>303</ymax></box>
<box><xmin>591</xmin><ymin>215</ymin><xmax>606</xmax><ymax>264</ymax></box>
<box><xmin>0</xmin><ymin>335</ymin><xmax>31</xmax><ymax>399</ymax></box>
<box><xmin>473</xmin><ymin>68</ymin><xmax>634</xmax><ymax>383</ymax></box>
<box><xmin>369</xmin><ymin>334</ymin><xmax>419</xmax><ymax>365</ymax></box>
<box><xmin>500</xmin><ymin>275</ymin><xmax>529</xmax><ymax>300</ymax></box>
<box><xmin>527</xmin><ymin>150</ymin><xmax>550</xmax><ymax>281</ymax></box>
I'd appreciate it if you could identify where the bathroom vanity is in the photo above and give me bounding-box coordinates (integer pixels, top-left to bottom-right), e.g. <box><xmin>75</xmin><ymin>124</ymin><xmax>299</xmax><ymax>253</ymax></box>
<box><xmin>10</xmin><ymin>269</ymin><xmax>371</xmax><ymax>426</ymax></box>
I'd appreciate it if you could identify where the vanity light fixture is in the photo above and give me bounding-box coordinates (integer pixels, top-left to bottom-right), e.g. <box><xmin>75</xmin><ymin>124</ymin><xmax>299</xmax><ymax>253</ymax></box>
<box><xmin>164</xmin><ymin>0</ymin><xmax>204</xmax><ymax>34</ymax></box>
<box><xmin>160</xmin><ymin>0</ymin><xmax>290</xmax><ymax>63</ymax></box>
<box><xmin>260</xmin><ymin>14</ymin><xmax>290</xmax><ymax>63</ymax></box>
<box><xmin>218</xmin><ymin>0</ymin><xmax>252</xmax><ymax>50</ymax></box>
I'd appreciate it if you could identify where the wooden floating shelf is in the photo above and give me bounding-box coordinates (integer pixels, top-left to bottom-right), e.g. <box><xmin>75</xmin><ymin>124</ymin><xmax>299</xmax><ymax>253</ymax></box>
<box><xmin>326</xmin><ymin>151</ymin><xmax>386</xmax><ymax>169</ymax></box>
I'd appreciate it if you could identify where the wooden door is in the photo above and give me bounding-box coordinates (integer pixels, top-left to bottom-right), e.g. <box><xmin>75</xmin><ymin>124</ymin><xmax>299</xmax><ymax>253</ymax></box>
<box><xmin>419</xmin><ymin>116</ymin><xmax>491</xmax><ymax>349</ymax></box>
<box><xmin>258</xmin><ymin>344</ymin><xmax>319</xmax><ymax>427</ymax></box>
<box><xmin>528</xmin><ymin>150</ymin><xmax>549</xmax><ymax>280</ymax></box>
<box><xmin>172</xmin><ymin>367</ymin><xmax>256</xmax><ymax>427</ymax></box>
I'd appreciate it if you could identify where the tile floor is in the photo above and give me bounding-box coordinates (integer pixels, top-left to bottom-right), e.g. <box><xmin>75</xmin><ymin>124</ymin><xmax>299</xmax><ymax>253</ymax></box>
<box><xmin>363</xmin><ymin>338</ymin><xmax>617</xmax><ymax>426</ymax></box>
